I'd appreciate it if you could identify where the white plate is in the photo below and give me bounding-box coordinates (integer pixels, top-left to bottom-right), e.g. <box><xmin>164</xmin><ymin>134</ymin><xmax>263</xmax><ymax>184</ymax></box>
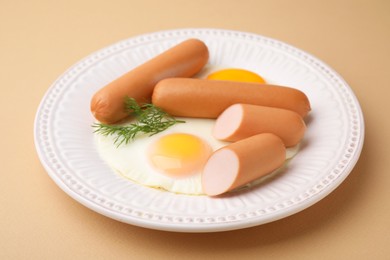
<box><xmin>34</xmin><ymin>28</ymin><xmax>364</xmax><ymax>232</ymax></box>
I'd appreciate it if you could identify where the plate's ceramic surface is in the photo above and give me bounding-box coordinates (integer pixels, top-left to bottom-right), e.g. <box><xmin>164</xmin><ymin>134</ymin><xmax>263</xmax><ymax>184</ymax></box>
<box><xmin>34</xmin><ymin>28</ymin><xmax>364</xmax><ymax>232</ymax></box>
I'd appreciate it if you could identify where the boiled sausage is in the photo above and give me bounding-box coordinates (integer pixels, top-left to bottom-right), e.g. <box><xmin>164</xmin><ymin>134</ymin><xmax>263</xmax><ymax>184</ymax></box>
<box><xmin>91</xmin><ymin>39</ymin><xmax>209</xmax><ymax>124</ymax></box>
<box><xmin>152</xmin><ymin>78</ymin><xmax>311</xmax><ymax>118</ymax></box>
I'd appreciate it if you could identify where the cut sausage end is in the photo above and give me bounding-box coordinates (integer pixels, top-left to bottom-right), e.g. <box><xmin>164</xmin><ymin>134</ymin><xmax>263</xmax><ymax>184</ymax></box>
<box><xmin>202</xmin><ymin>133</ymin><xmax>286</xmax><ymax>196</ymax></box>
<box><xmin>213</xmin><ymin>103</ymin><xmax>307</xmax><ymax>146</ymax></box>
<box><xmin>202</xmin><ymin>149</ymin><xmax>239</xmax><ymax>196</ymax></box>
<box><xmin>213</xmin><ymin>104</ymin><xmax>243</xmax><ymax>140</ymax></box>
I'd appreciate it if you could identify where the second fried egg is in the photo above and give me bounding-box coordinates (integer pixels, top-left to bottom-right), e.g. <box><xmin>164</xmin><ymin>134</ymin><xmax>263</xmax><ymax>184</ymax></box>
<box><xmin>206</xmin><ymin>68</ymin><xmax>266</xmax><ymax>83</ymax></box>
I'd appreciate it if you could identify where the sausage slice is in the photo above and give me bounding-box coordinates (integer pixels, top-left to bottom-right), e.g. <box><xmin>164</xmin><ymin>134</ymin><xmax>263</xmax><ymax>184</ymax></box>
<box><xmin>202</xmin><ymin>133</ymin><xmax>286</xmax><ymax>196</ymax></box>
<box><xmin>213</xmin><ymin>104</ymin><xmax>306</xmax><ymax>147</ymax></box>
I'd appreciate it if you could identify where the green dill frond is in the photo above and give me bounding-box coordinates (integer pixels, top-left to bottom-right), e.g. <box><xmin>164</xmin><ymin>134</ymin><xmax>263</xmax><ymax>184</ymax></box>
<box><xmin>93</xmin><ymin>97</ymin><xmax>185</xmax><ymax>147</ymax></box>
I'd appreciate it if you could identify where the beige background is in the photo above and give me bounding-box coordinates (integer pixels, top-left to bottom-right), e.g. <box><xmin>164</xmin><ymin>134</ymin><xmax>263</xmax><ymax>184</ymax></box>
<box><xmin>1</xmin><ymin>0</ymin><xmax>389</xmax><ymax>259</ymax></box>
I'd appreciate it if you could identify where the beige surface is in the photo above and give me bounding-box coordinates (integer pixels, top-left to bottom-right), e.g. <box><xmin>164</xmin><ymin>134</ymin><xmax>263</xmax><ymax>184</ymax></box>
<box><xmin>1</xmin><ymin>0</ymin><xmax>389</xmax><ymax>259</ymax></box>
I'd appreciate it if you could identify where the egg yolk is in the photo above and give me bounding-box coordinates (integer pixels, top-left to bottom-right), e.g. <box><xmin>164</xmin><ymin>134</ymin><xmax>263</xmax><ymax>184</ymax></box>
<box><xmin>206</xmin><ymin>68</ymin><xmax>266</xmax><ymax>83</ymax></box>
<box><xmin>148</xmin><ymin>133</ymin><xmax>212</xmax><ymax>178</ymax></box>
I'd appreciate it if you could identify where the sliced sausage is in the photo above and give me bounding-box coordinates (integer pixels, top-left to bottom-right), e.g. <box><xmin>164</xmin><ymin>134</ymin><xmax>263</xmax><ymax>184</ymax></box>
<box><xmin>91</xmin><ymin>39</ymin><xmax>209</xmax><ymax>124</ymax></box>
<box><xmin>213</xmin><ymin>104</ymin><xmax>306</xmax><ymax>147</ymax></box>
<box><xmin>202</xmin><ymin>133</ymin><xmax>286</xmax><ymax>196</ymax></box>
<box><xmin>152</xmin><ymin>78</ymin><xmax>311</xmax><ymax>118</ymax></box>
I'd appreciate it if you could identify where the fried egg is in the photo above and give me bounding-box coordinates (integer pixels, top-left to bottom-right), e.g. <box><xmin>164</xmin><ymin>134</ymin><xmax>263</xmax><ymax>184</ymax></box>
<box><xmin>95</xmin><ymin>117</ymin><xmax>229</xmax><ymax>195</ymax></box>
<box><xmin>206</xmin><ymin>68</ymin><xmax>266</xmax><ymax>83</ymax></box>
<box><xmin>95</xmin><ymin>117</ymin><xmax>299</xmax><ymax>195</ymax></box>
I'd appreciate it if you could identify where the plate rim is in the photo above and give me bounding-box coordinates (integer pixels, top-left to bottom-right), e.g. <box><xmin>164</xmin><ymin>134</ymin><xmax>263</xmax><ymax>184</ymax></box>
<box><xmin>34</xmin><ymin>28</ymin><xmax>365</xmax><ymax>232</ymax></box>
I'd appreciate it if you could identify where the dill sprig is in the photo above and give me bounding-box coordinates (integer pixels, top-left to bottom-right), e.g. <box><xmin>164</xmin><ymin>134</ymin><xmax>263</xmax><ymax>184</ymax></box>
<box><xmin>93</xmin><ymin>97</ymin><xmax>185</xmax><ymax>147</ymax></box>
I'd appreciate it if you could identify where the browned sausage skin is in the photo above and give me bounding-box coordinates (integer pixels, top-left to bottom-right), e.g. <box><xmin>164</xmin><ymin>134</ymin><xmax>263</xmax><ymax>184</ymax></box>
<box><xmin>152</xmin><ymin>78</ymin><xmax>311</xmax><ymax>119</ymax></box>
<box><xmin>202</xmin><ymin>133</ymin><xmax>286</xmax><ymax>196</ymax></box>
<box><xmin>91</xmin><ymin>39</ymin><xmax>209</xmax><ymax>124</ymax></box>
